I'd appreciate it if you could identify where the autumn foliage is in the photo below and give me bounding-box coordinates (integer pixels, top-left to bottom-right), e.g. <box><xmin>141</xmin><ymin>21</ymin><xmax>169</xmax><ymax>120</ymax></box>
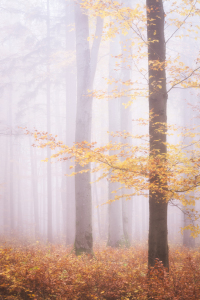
<box><xmin>26</xmin><ymin>115</ymin><xmax>200</xmax><ymax>238</ymax></box>
<box><xmin>0</xmin><ymin>241</ymin><xmax>200</xmax><ymax>299</ymax></box>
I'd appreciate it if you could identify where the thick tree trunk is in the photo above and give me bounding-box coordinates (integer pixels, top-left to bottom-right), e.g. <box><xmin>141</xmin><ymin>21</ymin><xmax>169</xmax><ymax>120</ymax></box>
<box><xmin>74</xmin><ymin>0</ymin><xmax>92</xmax><ymax>255</ymax></box>
<box><xmin>147</xmin><ymin>0</ymin><xmax>169</xmax><ymax>269</ymax></box>
<box><xmin>74</xmin><ymin>1</ymin><xmax>103</xmax><ymax>254</ymax></box>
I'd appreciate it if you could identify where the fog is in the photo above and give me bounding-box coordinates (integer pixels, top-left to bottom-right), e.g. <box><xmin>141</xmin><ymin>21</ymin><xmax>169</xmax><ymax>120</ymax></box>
<box><xmin>0</xmin><ymin>0</ymin><xmax>200</xmax><ymax>250</ymax></box>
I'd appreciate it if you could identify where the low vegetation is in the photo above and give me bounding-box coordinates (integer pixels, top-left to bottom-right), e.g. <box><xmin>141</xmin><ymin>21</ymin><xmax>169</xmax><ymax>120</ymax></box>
<box><xmin>0</xmin><ymin>242</ymin><xmax>199</xmax><ymax>299</ymax></box>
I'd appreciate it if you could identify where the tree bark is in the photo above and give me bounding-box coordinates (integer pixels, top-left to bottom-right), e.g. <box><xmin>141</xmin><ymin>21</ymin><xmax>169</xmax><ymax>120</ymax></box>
<box><xmin>147</xmin><ymin>0</ymin><xmax>169</xmax><ymax>269</ymax></box>
<box><xmin>74</xmin><ymin>1</ymin><xmax>103</xmax><ymax>254</ymax></box>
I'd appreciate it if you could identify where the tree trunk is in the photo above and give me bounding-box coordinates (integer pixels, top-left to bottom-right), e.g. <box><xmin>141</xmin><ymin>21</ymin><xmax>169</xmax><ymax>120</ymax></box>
<box><xmin>182</xmin><ymin>91</ymin><xmax>195</xmax><ymax>248</ymax></box>
<box><xmin>17</xmin><ymin>155</ymin><xmax>23</xmax><ymax>236</ymax></box>
<box><xmin>9</xmin><ymin>81</ymin><xmax>14</xmax><ymax>235</ymax></box>
<box><xmin>107</xmin><ymin>36</ymin><xmax>123</xmax><ymax>248</ymax></box>
<box><xmin>46</xmin><ymin>0</ymin><xmax>53</xmax><ymax>243</ymax></box>
<box><xmin>30</xmin><ymin>145</ymin><xmax>39</xmax><ymax>240</ymax></box>
<box><xmin>93</xmin><ymin>177</ymin><xmax>101</xmax><ymax>240</ymax></box>
<box><xmin>4</xmin><ymin>136</ymin><xmax>9</xmax><ymax>235</ymax></box>
<box><xmin>64</xmin><ymin>0</ymin><xmax>76</xmax><ymax>245</ymax></box>
<box><xmin>183</xmin><ymin>209</ymin><xmax>195</xmax><ymax>248</ymax></box>
<box><xmin>147</xmin><ymin>0</ymin><xmax>169</xmax><ymax>269</ymax></box>
<box><xmin>74</xmin><ymin>1</ymin><xmax>103</xmax><ymax>254</ymax></box>
<box><xmin>120</xmin><ymin>0</ymin><xmax>133</xmax><ymax>246</ymax></box>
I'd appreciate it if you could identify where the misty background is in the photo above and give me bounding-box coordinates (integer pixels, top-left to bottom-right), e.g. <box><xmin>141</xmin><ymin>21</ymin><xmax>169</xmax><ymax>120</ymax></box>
<box><xmin>0</xmin><ymin>0</ymin><xmax>199</xmax><ymax>248</ymax></box>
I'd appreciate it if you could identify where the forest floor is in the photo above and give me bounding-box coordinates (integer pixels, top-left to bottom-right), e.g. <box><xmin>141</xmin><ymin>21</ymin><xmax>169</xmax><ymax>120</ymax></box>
<box><xmin>0</xmin><ymin>241</ymin><xmax>199</xmax><ymax>299</ymax></box>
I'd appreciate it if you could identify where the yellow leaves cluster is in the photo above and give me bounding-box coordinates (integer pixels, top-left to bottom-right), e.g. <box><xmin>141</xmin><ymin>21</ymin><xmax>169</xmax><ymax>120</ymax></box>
<box><xmin>149</xmin><ymin>60</ymin><xmax>165</xmax><ymax>71</ymax></box>
<box><xmin>181</xmin><ymin>224</ymin><xmax>200</xmax><ymax>238</ymax></box>
<box><xmin>81</xmin><ymin>0</ymin><xmax>144</xmax><ymax>40</ymax></box>
<box><xmin>29</xmin><ymin>122</ymin><xmax>200</xmax><ymax>215</ymax></box>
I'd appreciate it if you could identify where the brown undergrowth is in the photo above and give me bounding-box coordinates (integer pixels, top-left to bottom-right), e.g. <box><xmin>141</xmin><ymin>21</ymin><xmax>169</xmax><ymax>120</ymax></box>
<box><xmin>0</xmin><ymin>241</ymin><xmax>199</xmax><ymax>299</ymax></box>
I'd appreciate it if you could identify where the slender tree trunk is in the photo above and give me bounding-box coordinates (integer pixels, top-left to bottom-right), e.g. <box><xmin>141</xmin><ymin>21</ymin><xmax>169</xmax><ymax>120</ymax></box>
<box><xmin>53</xmin><ymin>88</ymin><xmax>62</xmax><ymax>242</ymax></box>
<box><xmin>107</xmin><ymin>36</ymin><xmax>123</xmax><ymax>248</ymax></box>
<box><xmin>147</xmin><ymin>0</ymin><xmax>169</xmax><ymax>269</ymax></box>
<box><xmin>9</xmin><ymin>81</ymin><xmax>14</xmax><ymax>235</ymax></box>
<box><xmin>64</xmin><ymin>0</ymin><xmax>76</xmax><ymax>245</ymax></box>
<box><xmin>74</xmin><ymin>1</ymin><xmax>103</xmax><ymax>254</ymax></box>
<box><xmin>30</xmin><ymin>146</ymin><xmax>39</xmax><ymax>239</ymax></box>
<box><xmin>4</xmin><ymin>137</ymin><xmax>9</xmax><ymax>235</ymax></box>
<box><xmin>17</xmin><ymin>160</ymin><xmax>22</xmax><ymax>236</ymax></box>
<box><xmin>120</xmin><ymin>0</ymin><xmax>133</xmax><ymax>246</ymax></box>
<box><xmin>55</xmin><ymin>165</ymin><xmax>61</xmax><ymax>242</ymax></box>
<box><xmin>183</xmin><ymin>207</ymin><xmax>195</xmax><ymax>248</ymax></box>
<box><xmin>182</xmin><ymin>93</ymin><xmax>195</xmax><ymax>248</ymax></box>
<box><xmin>93</xmin><ymin>179</ymin><xmax>101</xmax><ymax>240</ymax></box>
<box><xmin>46</xmin><ymin>0</ymin><xmax>53</xmax><ymax>243</ymax></box>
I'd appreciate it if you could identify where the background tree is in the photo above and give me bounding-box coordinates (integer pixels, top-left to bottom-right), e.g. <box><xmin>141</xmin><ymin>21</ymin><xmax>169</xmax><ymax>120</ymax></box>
<box><xmin>120</xmin><ymin>0</ymin><xmax>133</xmax><ymax>247</ymax></box>
<box><xmin>74</xmin><ymin>0</ymin><xmax>103</xmax><ymax>254</ymax></box>
<box><xmin>107</xmin><ymin>35</ymin><xmax>123</xmax><ymax>247</ymax></box>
